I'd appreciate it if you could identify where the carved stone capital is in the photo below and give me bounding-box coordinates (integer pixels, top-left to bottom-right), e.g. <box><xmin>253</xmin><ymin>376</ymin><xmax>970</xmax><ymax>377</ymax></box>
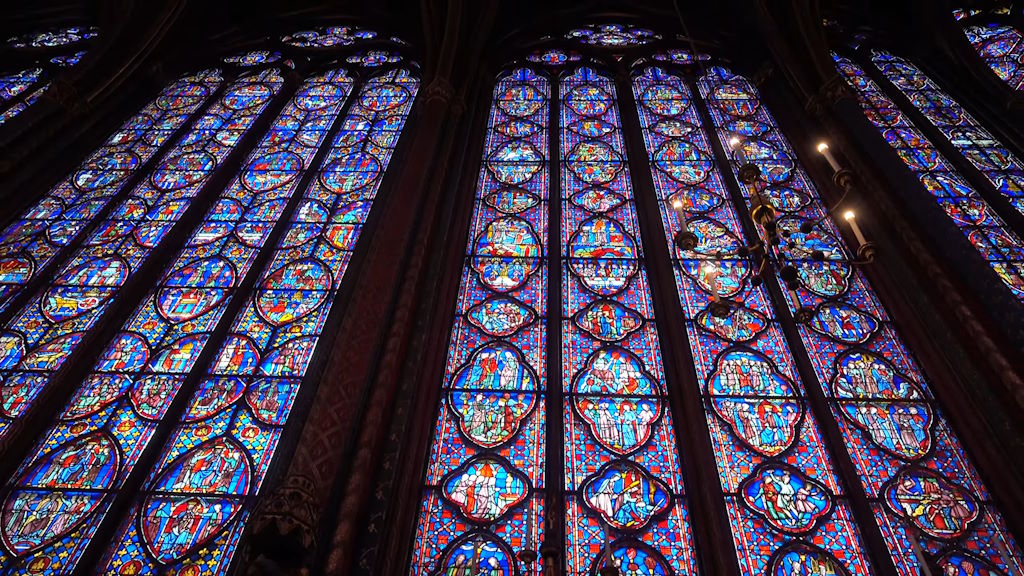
<box><xmin>421</xmin><ymin>75</ymin><xmax>455</xmax><ymax>104</ymax></box>
<box><xmin>41</xmin><ymin>79</ymin><xmax>85</xmax><ymax>112</ymax></box>
<box><xmin>255</xmin><ymin>474</ymin><xmax>318</xmax><ymax>544</ymax></box>
<box><xmin>242</xmin><ymin>475</ymin><xmax>319</xmax><ymax>575</ymax></box>
<box><xmin>806</xmin><ymin>75</ymin><xmax>855</xmax><ymax>115</ymax></box>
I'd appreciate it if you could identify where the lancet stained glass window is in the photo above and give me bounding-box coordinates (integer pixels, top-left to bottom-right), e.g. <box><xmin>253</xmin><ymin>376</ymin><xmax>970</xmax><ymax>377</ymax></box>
<box><xmin>0</xmin><ymin>68</ymin><xmax>220</xmax><ymax>316</ymax></box>
<box><xmin>100</xmin><ymin>66</ymin><xmax>418</xmax><ymax>576</ymax></box>
<box><xmin>832</xmin><ymin>52</ymin><xmax>1024</xmax><ymax>298</ymax></box>
<box><xmin>0</xmin><ymin>27</ymin><xmax>417</xmax><ymax>576</ymax></box>
<box><xmin>0</xmin><ymin>67</ymin><xmax>281</xmax><ymax>440</ymax></box>
<box><xmin>409</xmin><ymin>67</ymin><xmax>549</xmax><ymax>576</ymax></box>
<box><xmin>562</xmin><ymin>67</ymin><xmax>697</xmax><ymax>576</ymax></box>
<box><xmin>954</xmin><ymin>8</ymin><xmax>1024</xmax><ymax>91</ymax></box>
<box><xmin>871</xmin><ymin>50</ymin><xmax>1024</xmax><ymax>216</ymax></box>
<box><xmin>636</xmin><ymin>65</ymin><xmax>873</xmax><ymax>576</ymax></box>
<box><xmin>409</xmin><ymin>24</ymin><xmax>1023</xmax><ymax>576</ymax></box>
<box><xmin>699</xmin><ymin>65</ymin><xmax>1022</xmax><ymax>576</ymax></box>
<box><xmin>0</xmin><ymin>25</ymin><xmax>98</xmax><ymax>125</ymax></box>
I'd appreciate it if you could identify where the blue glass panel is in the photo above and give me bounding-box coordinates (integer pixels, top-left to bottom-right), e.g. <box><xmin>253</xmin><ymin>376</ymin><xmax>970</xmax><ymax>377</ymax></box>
<box><xmin>833</xmin><ymin>54</ymin><xmax>1024</xmax><ymax>300</ymax></box>
<box><xmin>872</xmin><ymin>50</ymin><xmax>1024</xmax><ymax>220</ymax></box>
<box><xmin>962</xmin><ymin>22</ymin><xmax>1024</xmax><ymax>90</ymax></box>
<box><xmin>0</xmin><ymin>70</ymin><xmax>221</xmax><ymax>312</ymax></box>
<box><xmin>97</xmin><ymin>68</ymin><xmax>417</xmax><ymax>576</ymax></box>
<box><xmin>409</xmin><ymin>68</ymin><xmax>547</xmax><ymax>576</ymax></box>
<box><xmin>636</xmin><ymin>65</ymin><xmax>875</xmax><ymax>576</ymax></box>
<box><xmin>0</xmin><ymin>69</ymin><xmax>353</xmax><ymax>574</ymax></box>
<box><xmin>0</xmin><ymin>69</ymin><xmax>277</xmax><ymax>441</ymax></box>
<box><xmin>564</xmin><ymin>67</ymin><xmax>698</xmax><ymax>576</ymax></box>
<box><xmin>700</xmin><ymin>64</ymin><xmax>1024</xmax><ymax>576</ymax></box>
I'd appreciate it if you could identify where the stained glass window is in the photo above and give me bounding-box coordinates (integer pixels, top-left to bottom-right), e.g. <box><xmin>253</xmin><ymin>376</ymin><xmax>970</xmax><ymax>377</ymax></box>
<box><xmin>99</xmin><ymin>66</ymin><xmax>418</xmax><ymax>576</ymax></box>
<box><xmin>562</xmin><ymin>66</ymin><xmax>698</xmax><ymax>576</ymax></box>
<box><xmin>953</xmin><ymin>8</ymin><xmax>1024</xmax><ymax>90</ymax></box>
<box><xmin>870</xmin><ymin>50</ymin><xmax>1024</xmax><ymax>216</ymax></box>
<box><xmin>636</xmin><ymin>65</ymin><xmax>874</xmax><ymax>576</ymax></box>
<box><xmin>0</xmin><ymin>25</ymin><xmax>98</xmax><ymax>125</ymax></box>
<box><xmin>526</xmin><ymin>49</ymin><xmax>581</xmax><ymax>66</ymax></box>
<box><xmin>0</xmin><ymin>69</ymin><xmax>220</xmax><ymax>316</ymax></box>
<box><xmin>566</xmin><ymin>24</ymin><xmax>660</xmax><ymax>48</ymax></box>
<box><xmin>409</xmin><ymin>24</ymin><xmax>1023</xmax><ymax>576</ymax></box>
<box><xmin>832</xmin><ymin>52</ymin><xmax>1024</xmax><ymax>298</ymax></box>
<box><xmin>0</xmin><ymin>68</ymin><xmax>280</xmax><ymax>440</ymax></box>
<box><xmin>222</xmin><ymin>50</ymin><xmax>281</xmax><ymax>67</ymax></box>
<box><xmin>0</xmin><ymin>66</ymin><xmax>350</xmax><ymax>575</ymax></box>
<box><xmin>281</xmin><ymin>26</ymin><xmax>377</xmax><ymax>49</ymax></box>
<box><xmin>409</xmin><ymin>67</ymin><xmax>549</xmax><ymax>576</ymax></box>
<box><xmin>0</xmin><ymin>27</ymin><xmax>417</xmax><ymax>576</ymax></box>
<box><xmin>698</xmin><ymin>65</ymin><xmax>1023</xmax><ymax>576</ymax></box>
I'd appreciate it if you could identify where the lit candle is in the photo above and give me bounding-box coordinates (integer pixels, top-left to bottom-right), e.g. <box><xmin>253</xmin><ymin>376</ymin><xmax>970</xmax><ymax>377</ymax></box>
<box><xmin>671</xmin><ymin>196</ymin><xmax>687</xmax><ymax>221</ymax></box>
<box><xmin>703</xmin><ymin>262</ymin><xmax>720</xmax><ymax>300</ymax></box>
<box><xmin>817</xmin><ymin>142</ymin><xmax>842</xmax><ymax>173</ymax></box>
<box><xmin>730</xmin><ymin>135</ymin><xmax>748</xmax><ymax>164</ymax></box>
<box><xmin>843</xmin><ymin>210</ymin><xmax>867</xmax><ymax>246</ymax></box>
<box><xmin>909</xmin><ymin>533</ymin><xmax>934</xmax><ymax>576</ymax></box>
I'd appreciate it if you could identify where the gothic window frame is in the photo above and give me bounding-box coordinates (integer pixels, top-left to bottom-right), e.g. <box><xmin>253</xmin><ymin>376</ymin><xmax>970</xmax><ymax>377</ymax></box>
<box><xmin>392</xmin><ymin>17</ymin><xmax>1024</xmax><ymax>576</ymax></box>
<box><xmin>0</xmin><ymin>23</ymin><xmax>99</xmax><ymax>127</ymax></box>
<box><xmin>825</xmin><ymin>24</ymin><xmax>1024</xmax><ymax>338</ymax></box>
<box><xmin>952</xmin><ymin>4</ymin><xmax>1024</xmax><ymax>91</ymax></box>
<box><xmin>0</xmin><ymin>20</ymin><xmax>423</xmax><ymax>576</ymax></box>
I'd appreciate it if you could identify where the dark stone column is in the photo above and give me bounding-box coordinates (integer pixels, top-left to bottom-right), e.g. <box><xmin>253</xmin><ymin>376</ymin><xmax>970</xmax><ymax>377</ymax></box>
<box><xmin>241</xmin><ymin>2</ymin><xmax>494</xmax><ymax>574</ymax></box>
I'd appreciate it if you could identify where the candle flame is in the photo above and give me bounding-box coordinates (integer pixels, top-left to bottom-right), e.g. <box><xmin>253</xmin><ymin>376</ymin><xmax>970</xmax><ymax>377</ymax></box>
<box><xmin>843</xmin><ymin>210</ymin><xmax>855</xmax><ymax>220</ymax></box>
<box><xmin>817</xmin><ymin>142</ymin><xmax>830</xmax><ymax>153</ymax></box>
<box><xmin>729</xmin><ymin>136</ymin><xmax>741</xmax><ymax>149</ymax></box>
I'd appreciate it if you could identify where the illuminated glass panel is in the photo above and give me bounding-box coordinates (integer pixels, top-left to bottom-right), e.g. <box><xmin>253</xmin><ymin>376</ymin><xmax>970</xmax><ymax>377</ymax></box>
<box><xmin>7</xmin><ymin>26</ymin><xmax>98</xmax><ymax>49</ymax></box>
<box><xmin>281</xmin><ymin>26</ymin><xmax>377</xmax><ymax>49</ymax></box>
<box><xmin>0</xmin><ymin>26</ymin><xmax>99</xmax><ymax>126</ymax></box>
<box><xmin>566</xmin><ymin>24</ymin><xmax>660</xmax><ymax>47</ymax></box>
<box><xmin>346</xmin><ymin>50</ymin><xmax>402</xmax><ymax>67</ymax></box>
<box><xmin>563</xmin><ymin>66</ymin><xmax>698</xmax><ymax>576</ymax></box>
<box><xmin>962</xmin><ymin>21</ymin><xmax>1024</xmax><ymax>90</ymax></box>
<box><xmin>833</xmin><ymin>54</ymin><xmax>1024</xmax><ymax>299</ymax></box>
<box><xmin>0</xmin><ymin>69</ymin><xmax>281</xmax><ymax>440</ymax></box>
<box><xmin>222</xmin><ymin>50</ymin><xmax>281</xmax><ymax>67</ymax></box>
<box><xmin>700</xmin><ymin>65</ymin><xmax>1024</xmax><ymax>576</ymax></box>
<box><xmin>99</xmin><ymin>68</ymin><xmax>418</xmax><ymax>576</ymax></box>
<box><xmin>636</xmin><ymin>65</ymin><xmax>874</xmax><ymax>576</ymax></box>
<box><xmin>871</xmin><ymin>50</ymin><xmax>1024</xmax><ymax>216</ymax></box>
<box><xmin>409</xmin><ymin>68</ymin><xmax>548</xmax><ymax>576</ymax></box>
<box><xmin>526</xmin><ymin>49</ymin><xmax>581</xmax><ymax>66</ymax></box>
<box><xmin>0</xmin><ymin>68</ymin><xmax>353</xmax><ymax>576</ymax></box>
<box><xmin>0</xmin><ymin>70</ymin><xmax>221</xmax><ymax>312</ymax></box>
<box><xmin>0</xmin><ymin>68</ymin><xmax>43</xmax><ymax>109</ymax></box>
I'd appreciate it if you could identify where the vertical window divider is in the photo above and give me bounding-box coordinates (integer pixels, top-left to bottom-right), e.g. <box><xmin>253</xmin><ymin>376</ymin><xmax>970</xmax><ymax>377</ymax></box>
<box><xmin>850</xmin><ymin>49</ymin><xmax>1024</xmax><ymax>238</ymax></box>
<box><xmin>68</xmin><ymin>67</ymin><xmax>361</xmax><ymax>575</ymax></box>
<box><xmin>0</xmin><ymin>65</ymin><xmax>301</xmax><ymax>472</ymax></box>
<box><xmin>543</xmin><ymin>64</ymin><xmax>566</xmax><ymax>573</ymax></box>
<box><xmin>686</xmin><ymin>72</ymin><xmax>902</xmax><ymax>576</ymax></box>
<box><xmin>0</xmin><ymin>71</ymin><xmax>232</xmax><ymax>331</ymax></box>
<box><xmin>391</xmin><ymin>71</ymin><xmax>496</xmax><ymax>576</ymax></box>
<box><xmin>610</xmin><ymin>64</ymin><xmax>740</xmax><ymax>576</ymax></box>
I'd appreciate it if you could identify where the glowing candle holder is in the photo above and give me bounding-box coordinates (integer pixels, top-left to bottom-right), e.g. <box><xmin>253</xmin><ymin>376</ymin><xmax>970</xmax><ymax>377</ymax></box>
<box><xmin>817</xmin><ymin>142</ymin><xmax>842</xmax><ymax>173</ymax></box>
<box><xmin>672</xmin><ymin>197</ymin><xmax>698</xmax><ymax>250</ymax></box>
<box><xmin>843</xmin><ymin>210</ymin><xmax>876</xmax><ymax>261</ymax></box>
